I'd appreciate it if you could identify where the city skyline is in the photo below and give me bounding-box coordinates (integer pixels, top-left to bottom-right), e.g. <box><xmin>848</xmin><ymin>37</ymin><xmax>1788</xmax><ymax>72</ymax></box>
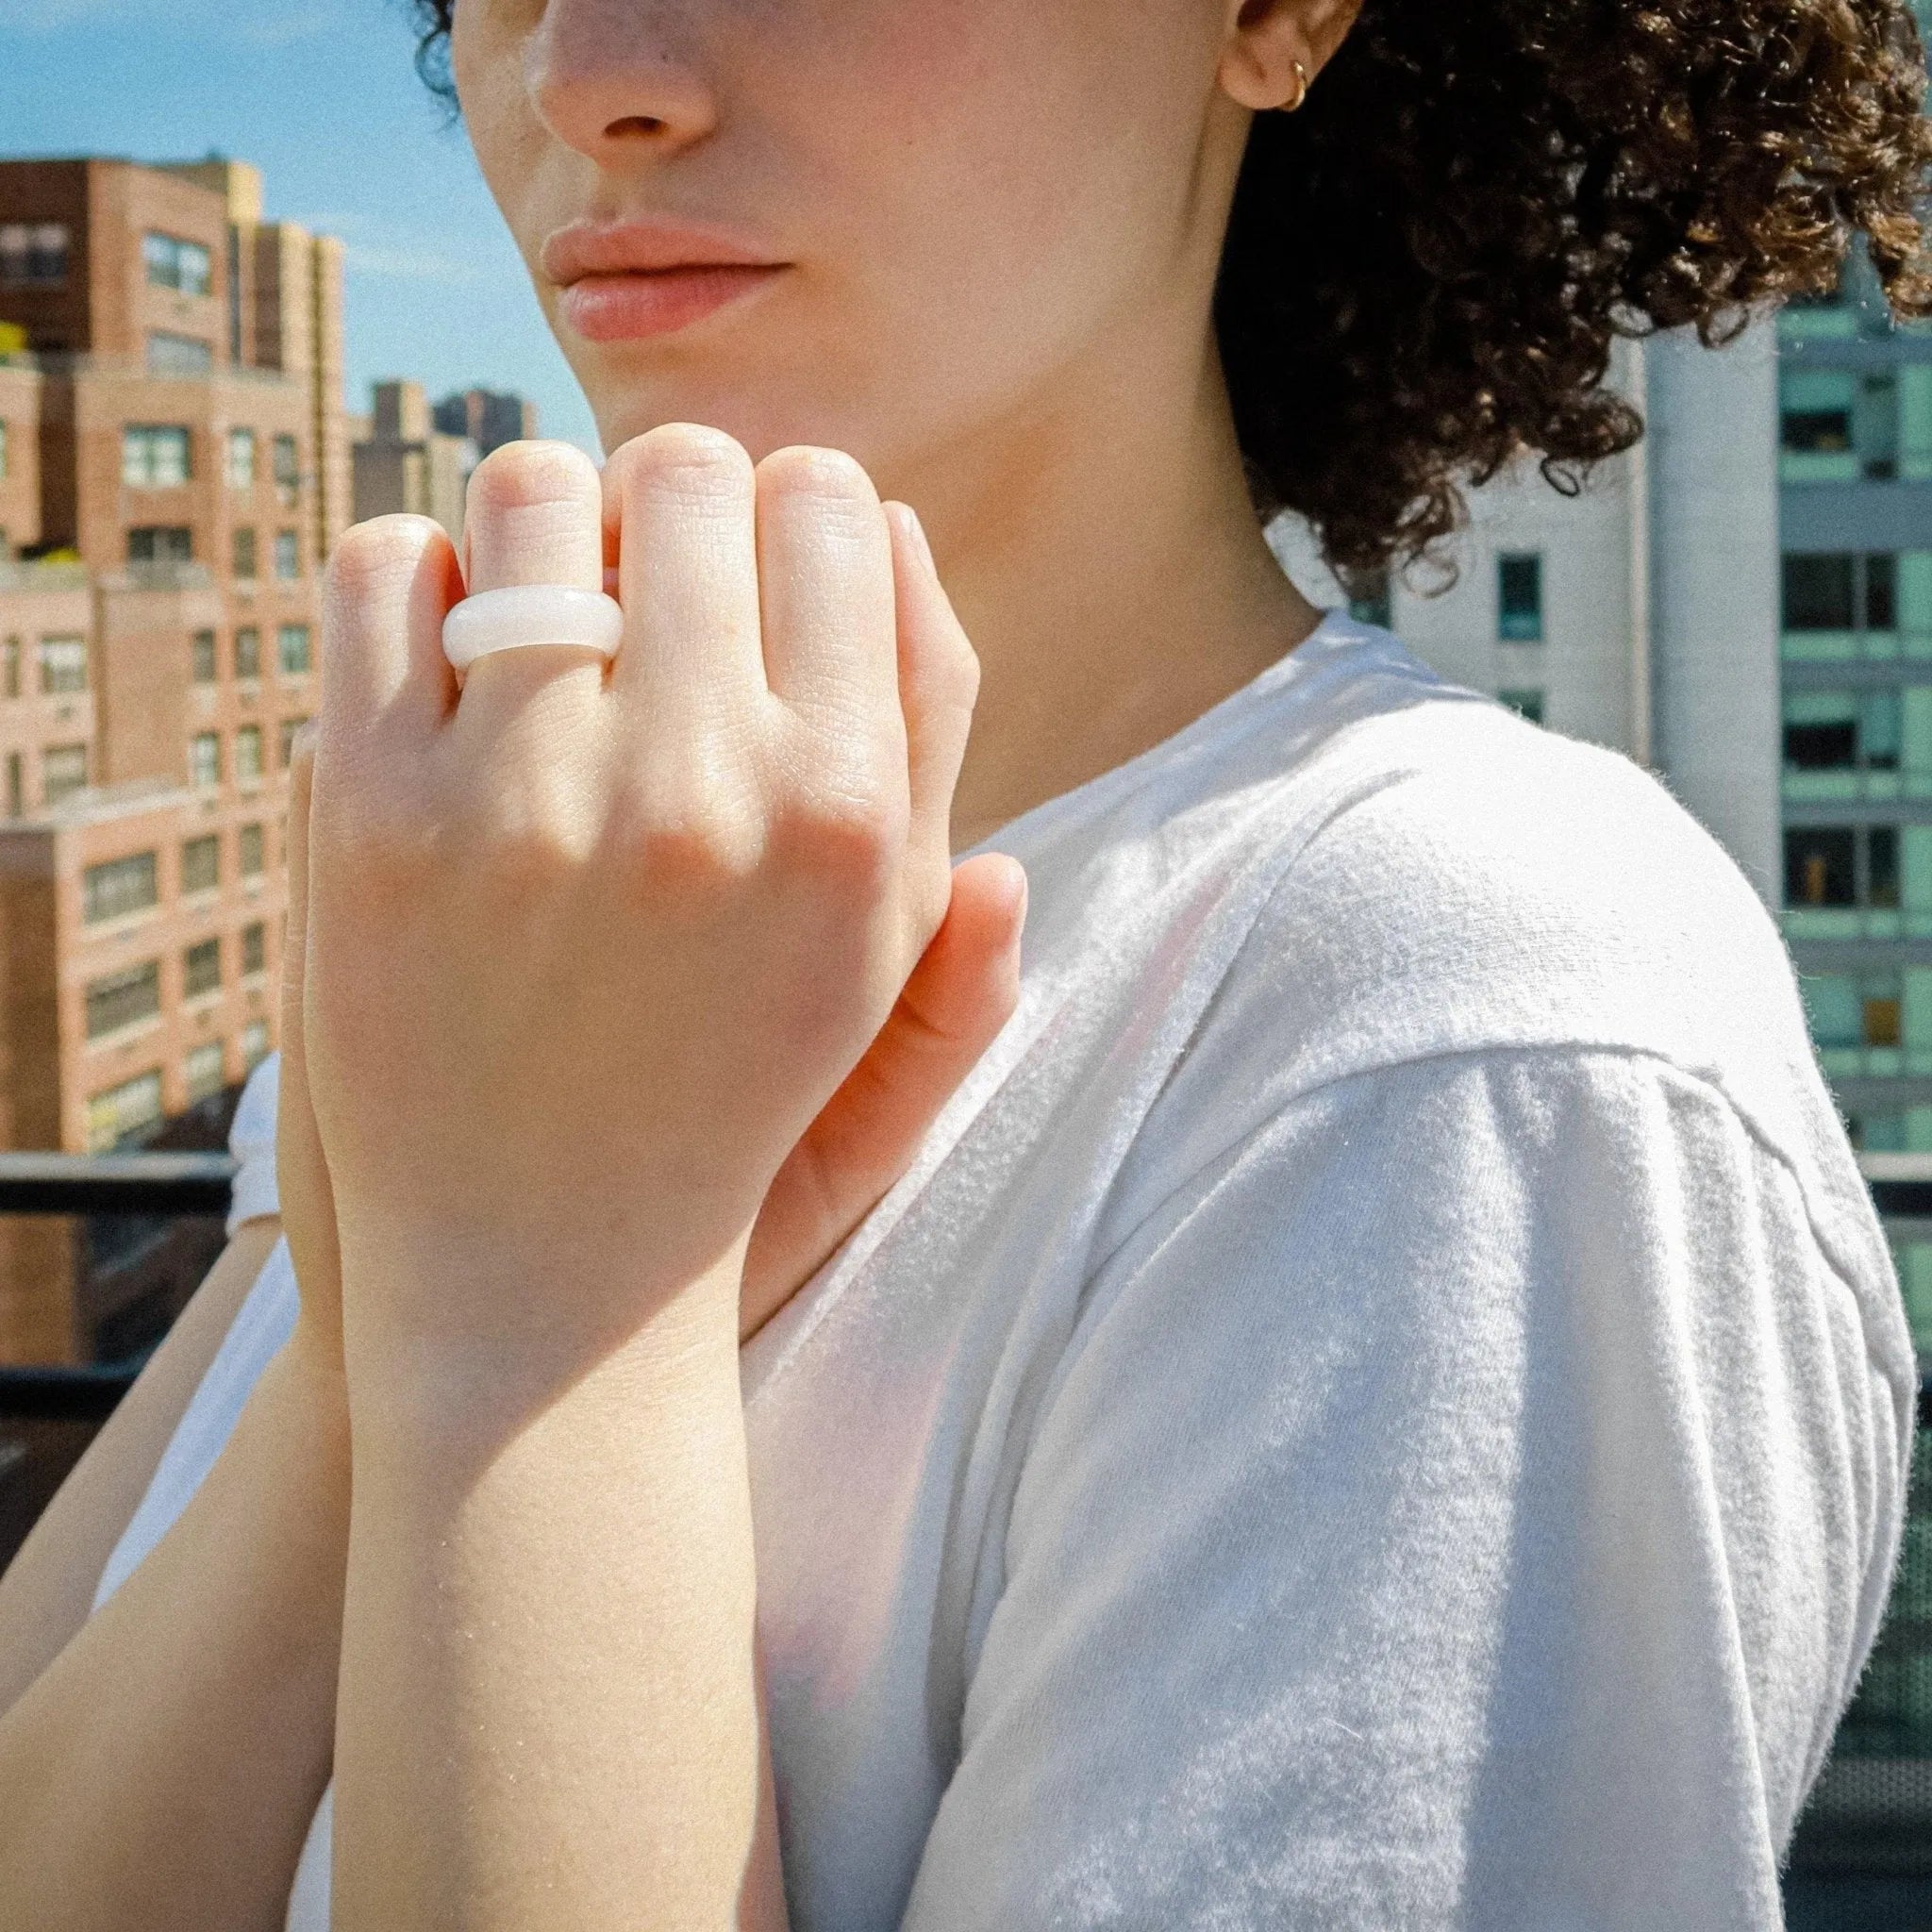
<box><xmin>0</xmin><ymin>0</ymin><xmax>602</xmax><ymax>458</ymax></box>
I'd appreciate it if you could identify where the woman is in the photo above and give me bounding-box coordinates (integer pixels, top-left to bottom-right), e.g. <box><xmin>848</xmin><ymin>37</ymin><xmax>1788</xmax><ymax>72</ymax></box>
<box><xmin>1</xmin><ymin>0</ymin><xmax>1925</xmax><ymax>1924</ymax></box>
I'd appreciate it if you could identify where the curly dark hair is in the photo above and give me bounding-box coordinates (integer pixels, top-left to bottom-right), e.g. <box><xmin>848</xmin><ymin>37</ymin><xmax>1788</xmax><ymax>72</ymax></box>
<box><xmin>408</xmin><ymin>0</ymin><xmax>1932</xmax><ymax>579</ymax></box>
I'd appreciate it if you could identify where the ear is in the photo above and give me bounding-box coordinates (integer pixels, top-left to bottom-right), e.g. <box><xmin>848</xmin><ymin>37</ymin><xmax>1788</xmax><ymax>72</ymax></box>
<box><xmin>1219</xmin><ymin>0</ymin><xmax>1363</xmax><ymax>112</ymax></box>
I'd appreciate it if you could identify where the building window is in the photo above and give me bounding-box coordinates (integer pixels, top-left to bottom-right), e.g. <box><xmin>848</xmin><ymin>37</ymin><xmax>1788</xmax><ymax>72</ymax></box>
<box><xmin>235</xmin><ymin>627</ymin><xmax>261</xmax><ymax>680</ymax></box>
<box><xmin>0</xmin><ymin>223</ymin><xmax>69</xmax><ymax>288</ymax></box>
<box><xmin>275</xmin><ymin>529</ymin><xmax>300</xmax><ymax>580</ymax></box>
<box><xmin>1801</xmin><ymin>972</ymin><xmax>1905</xmax><ymax>1051</ymax></box>
<box><xmin>1782</xmin><ymin>690</ymin><xmax>1902</xmax><ymax>773</ymax></box>
<box><xmin>277</xmin><ymin>624</ymin><xmax>311</xmax><ymax>675</ymax></box>
<box><xmin>1345</xmin><ymin>568</ymin><xmax>1391</xmax><ymax>629</ymax></box>
<box><xmin>142</xmin><ymin>232</ymin><xmax>212</xmax><ymax>296</ymax></box>
<box><xmin>278</xmin><ymin>715</ymin><xmax>310</xmax><ymax>767</ymax></box>
<box><xmin>42</xmin><ymin>743</ymin><xmax>87</xmax><ymax>805</ymax></box>
<box><xmin>1498</xmin><ymin>688</ymin><xmax>1545</xmax><ymax>724</ymax></box>
<box><xmin>239</xmin><ymin>822</ymin><xmax>265</xmax><ymax>876</ymax></box>
<box><xmin>127</xmin><ymin>526</ymin><xmax>192</xmax><ymax>564</ymax></box>
<box><xmin>1782</xmin><ymin>552</ymin><xmax>1896</xmax><ymax>633</ymax></box>
<box><xmin>3</xmin><ymin>636</ymin><xmax>17</xmax><ymax>697</ymax></box>
<box><xmin>235</xmin><ymin>724</ymin><xmax>263</xmax><ymax>785</ymax></box>
<box><xmin>242</xmin><ymin>922</ymin><xmax>267</xmax><ymax>978</ymax></box>
<box><xmin>37</xmin><ymin>635</ymin><xmax>87</xmax><ymax>694</ymax></box>
<box><xmin>82</xmin><ymin>850</ymin><xmax>158</xmax><ymax>924</ymax></box>
<box><xmin>146</xmin><ymin>333</ymin><xmax>212</xmax><ymax>377</ymax></box>
<box><xmin>181</xmin><ymin>833</ymin><xmax>221</xmax><ymax>895</ymax></box>
<box><xmin>1784</xmin><ymin>824</ymin><xmax>1899</xmax><ymax>908</ymax></box>
<box><xmin>225</xmin><ymin>428</ymin><xmax>258</xmax><ymax>491</ymax></box>
<box><xmin>1780</xmin><ymin>370</ymin><xmax>1898</xmax><ymax>482</ymax></box>
<box><xmin>192</xmin><ymin>628</ymin><xmax>217</xmax><ymax>683</ymax></box>
<box><xmin>123</xmin><ymin>426</ymin><xmax>192</xmax><ymax>489</ymax></box>
<box><xmin>183</xmin><ymin>936</ymin><xmax>222</xmax><ymax>999</ymax></box>
<box><xmin>274</xmin><ymin>435</ymin><xmax>300</xmax><ymax>506</ymax></box>
<box><xmin>190</xmin><ymin>730</ymin><xmax>222</xmax><ymax>789</ymax></box>
<box><xmin>85</xmin><ymin>959</ymin><xmax>161</xmax><ymax>1041</ymax></box>
<box><xmin>232</xmin><ymin>526</ymin><xmax>258</xmax><ymax>581</ymax></box>
<box><xmin>184</xmin><ymin>1040</ymin><xmax>226</xmax><ymax>1105</ymax></box>
<box><xmin>241</xmin><ymin>1019</ymin><xmax>271</xmax><ymax>1070</ymax></box>
<box><xmin>5</xmin><ymin>752</ymin><xmax>19</xmax><ymax>817</ymax></box>
<box><xmin>1497</xmin><ymin>554</ymin><xmax>1544</xmax><ymax>642</ymax></box>
<box><xmin>86</xmin><ymin>1070</ymin><xmax>164</xmax><ymax>1153</ymax></box>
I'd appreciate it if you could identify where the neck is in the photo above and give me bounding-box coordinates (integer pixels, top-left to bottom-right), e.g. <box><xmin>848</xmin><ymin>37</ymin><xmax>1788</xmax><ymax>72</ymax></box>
<box><xmin>888</xmin><ymin>313</ymin><xmax>1323</xmax><ymax>855</ymax></box>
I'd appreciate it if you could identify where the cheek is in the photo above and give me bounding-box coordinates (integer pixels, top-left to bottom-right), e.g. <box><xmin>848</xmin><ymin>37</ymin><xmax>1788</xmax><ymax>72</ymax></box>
<box><xmin>811</xmin><ymin>3</ymin><xmax>1216</xmax><ymax>385</ymax></box>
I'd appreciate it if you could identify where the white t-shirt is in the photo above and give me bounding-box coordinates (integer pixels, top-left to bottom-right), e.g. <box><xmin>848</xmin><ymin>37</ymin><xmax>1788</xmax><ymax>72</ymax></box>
<box><xmin>92</xmin><ymin>611</ymin><xmax>1917</xmax><ymax>1930</ymax></box>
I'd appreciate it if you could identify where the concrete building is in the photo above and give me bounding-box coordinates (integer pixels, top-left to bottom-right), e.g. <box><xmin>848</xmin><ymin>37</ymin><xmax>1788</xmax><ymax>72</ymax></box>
<box><xmin>0</xmin><ymin>155</ymin><xmax>331</xmax><ymax>1360</ymax></box>
<box><xmin>1274</xmin><ymin>330</ymin><xmax>1782</xmax><ymax>892</ymax></box>
<box><xmin>433</xmin><ymin>384</ymin><xmax>537</xmax><ymax>459</ymax></box>
<box><xmin>351</xmin><ymin>377</ymin><xmax>476</xmax><ymax>541</ymax></box>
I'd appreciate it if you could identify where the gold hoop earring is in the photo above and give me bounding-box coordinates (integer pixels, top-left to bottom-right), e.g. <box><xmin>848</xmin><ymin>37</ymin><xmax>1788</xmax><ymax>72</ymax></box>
<box><xmin>1277</xmin><ymin>59</ymin><xmax>1310</xmax><ymax>112</ymax></box>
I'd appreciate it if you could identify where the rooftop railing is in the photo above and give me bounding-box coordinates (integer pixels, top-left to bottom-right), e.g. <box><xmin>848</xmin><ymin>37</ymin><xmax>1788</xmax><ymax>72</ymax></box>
<box><xmin>0</xmin><ymin>558</ymin><xmax>92</xmax><ymax>594</ymax></box>
<box><xmin>0</xmin><ymin>1149</ymin><xmax>1925</xmax><ymax>1916</ymax></box>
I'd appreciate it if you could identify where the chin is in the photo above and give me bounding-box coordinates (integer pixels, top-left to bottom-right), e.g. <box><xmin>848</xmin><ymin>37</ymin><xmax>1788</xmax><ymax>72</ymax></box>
<box><xmin>587</xmin><ymin>385</ymin><xmax>888</xmax><ymax>475</ymax></box>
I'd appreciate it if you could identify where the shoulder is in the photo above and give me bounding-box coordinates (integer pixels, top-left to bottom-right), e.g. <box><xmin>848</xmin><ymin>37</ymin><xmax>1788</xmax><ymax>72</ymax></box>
<box><xmin>1217</xmin><ymin>684</ymin><xmax>1806</xmax><ymax>1111</ymax></box>
<box><xmin>1137</xmin><ymin>673</ymin><xmax>1884</xmax><ymax>1291</ymax></box>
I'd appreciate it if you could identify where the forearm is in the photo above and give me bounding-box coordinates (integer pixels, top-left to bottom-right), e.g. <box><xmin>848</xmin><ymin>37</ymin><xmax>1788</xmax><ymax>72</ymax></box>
<box><xmin>0</xmin><ymin>1331</ymin><xmax>349</xmax><ymax>1932</ymax></box>
<box><xmin>333</xmin><ymin>1251</ymin><xmax>788</xmax><ymax>1932</ymax></box>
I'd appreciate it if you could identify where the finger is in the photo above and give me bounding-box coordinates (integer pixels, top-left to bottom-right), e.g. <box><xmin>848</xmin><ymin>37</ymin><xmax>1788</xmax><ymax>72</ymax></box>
<box><xmin>740</xmin><ymin>853</ymin><xmax>1026</xmax><ymax>1339</ymax></box>
<box><xmin>454</xmin><ymin>440</ymin><xmax>608</xmax><ymax>724</ymax></box>
<box><xmin>276</xmin><ymin>725</ymin><xmax>342</xmax><ymax>1352</ymax></box>
<box><xmin>606</xmin><ymin>425</ymin><xmax>766</xmax><ymax>728</ymax></box>
<box><xmin>883</xmin><ymin>502</ymin><xmax>979</xmax><ymax>874</ymax></box>
<box><xmin>319</xmin><ymin>515</ymin><xmax>460</xmax><ymax>751</ymax></box>
<box><xmin>756</xmin><ymin>446</ymin><xmax>898</xmax><ymax>735</ymax></box>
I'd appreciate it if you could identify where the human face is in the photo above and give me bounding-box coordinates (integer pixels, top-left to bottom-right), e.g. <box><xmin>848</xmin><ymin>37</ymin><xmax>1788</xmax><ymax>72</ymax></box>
<box><xmin>452</xmin><ymin>0</ymin><xmax>1256</xmax><ymax>489</ymax></box>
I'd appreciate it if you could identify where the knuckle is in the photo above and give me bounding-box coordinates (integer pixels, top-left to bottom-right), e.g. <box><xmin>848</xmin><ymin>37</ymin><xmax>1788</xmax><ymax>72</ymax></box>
<box><xmin>466</xmin><ymin>438</ymin><xmax>602</xmax><ymax>515</ymax></box>
<box><xmin>327</xmin><ymin>515</ymin><xmax>443</xmax><ymax>600</ymax></box>
<box><xmin>757</xmin><ymin>443</ymin><xmax>879</xmax><ymax>518</ymax></box>
<box><xmin>772</xmin><ymin>778</ymin><xmax>903</xmax><ymax>889</ymax></box>
<box><xmin>612</xmin><ymin>423</ymin><xmax>755</xmax><ymax>500</ymax></box>
<box><xmin>471</xmin><ymin>819</ymin><xmax>584</xmax><ymax>900</ymax></box>
<box><xmin>618</xmin><ymin>803</ymin><xmax>762</xmax><ymax>900</ymax></box>
<box><xmin>934</xmin><ymin>627</ymin><xmax>981</xmax><ymax>710</ymax></box>
<box><xmin>319</xmin><ymin>791</ymin><xmax>436</xmax><ymax>906</ymax></box>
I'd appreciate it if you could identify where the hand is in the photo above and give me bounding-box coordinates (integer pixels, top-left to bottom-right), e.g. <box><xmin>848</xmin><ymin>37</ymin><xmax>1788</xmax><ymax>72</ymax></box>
<box><xmin>275</xmin><ymin>689</ymin><xmax>1023</xmax><ymax>1360</ymax></box>
<box><xmin>304</xmin><ymin>431</ymin><xmax>1010</xmax><ymax>1370</ymax></box>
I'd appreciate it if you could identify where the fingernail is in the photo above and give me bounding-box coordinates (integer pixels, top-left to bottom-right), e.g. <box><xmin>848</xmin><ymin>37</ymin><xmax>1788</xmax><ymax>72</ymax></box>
<box><xmin>895</xmin><ymin>502</ymin><xmax>937</xmax><ymax>576</ymax></box>
<box><xmin>1003</xmin><ymin>860</ymin><xmax>1029</xmax><ymax>928</ymax></box>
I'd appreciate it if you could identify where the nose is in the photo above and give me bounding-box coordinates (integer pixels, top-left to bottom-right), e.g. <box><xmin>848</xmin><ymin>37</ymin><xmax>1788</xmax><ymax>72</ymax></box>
<box><xmin>525</xmin><ymin>0</ymin><xmax>720</xmax><ymax>160</ymax></box>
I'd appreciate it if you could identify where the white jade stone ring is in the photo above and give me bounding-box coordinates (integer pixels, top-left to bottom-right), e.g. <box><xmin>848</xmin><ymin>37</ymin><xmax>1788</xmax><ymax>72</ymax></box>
<box><xmin>441</xmin><ymin>584</ymin><xmax>625</xmax><ymax>673</ymax></box>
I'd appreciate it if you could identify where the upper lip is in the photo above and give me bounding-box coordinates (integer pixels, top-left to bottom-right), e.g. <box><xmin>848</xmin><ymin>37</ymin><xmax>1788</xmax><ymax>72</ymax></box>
<box><xmin>541</xmin><ymin>219</ymin><xmax>784</xmax><ymax>286</ymax></box>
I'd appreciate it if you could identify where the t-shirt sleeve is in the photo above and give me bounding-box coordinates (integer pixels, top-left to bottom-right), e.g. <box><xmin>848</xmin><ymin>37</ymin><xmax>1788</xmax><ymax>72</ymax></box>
<box><xmin>224</xmin><ymin>1047</ymin><xmax>282</xmax><ymax>1237</ymax></box>
<box><xmin>899</xmin><ymin>1046</ymin><xmax>1914</xmax><ymax>1931</ymax></box>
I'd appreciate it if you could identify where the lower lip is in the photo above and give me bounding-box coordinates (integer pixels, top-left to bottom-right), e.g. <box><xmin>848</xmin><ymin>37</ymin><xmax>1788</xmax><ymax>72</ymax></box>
<box><xmin>558</xmin><ymin>265</ymin><xmax>786</xmax><ymax>342</ymax></box>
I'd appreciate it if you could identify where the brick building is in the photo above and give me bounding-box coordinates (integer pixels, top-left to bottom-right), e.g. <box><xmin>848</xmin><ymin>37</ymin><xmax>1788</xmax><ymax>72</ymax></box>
<box><xmin>0</xmin><ymin>155</ymin><xmax>338</xmax><ymax>1362</ymax></box>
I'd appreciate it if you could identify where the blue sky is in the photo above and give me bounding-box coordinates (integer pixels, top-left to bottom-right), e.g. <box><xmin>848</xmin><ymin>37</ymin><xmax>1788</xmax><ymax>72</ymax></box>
<box><xmin>1</xmin><ymin>0</ymin><xmax>601</xmax><ymax>453</ymax></box>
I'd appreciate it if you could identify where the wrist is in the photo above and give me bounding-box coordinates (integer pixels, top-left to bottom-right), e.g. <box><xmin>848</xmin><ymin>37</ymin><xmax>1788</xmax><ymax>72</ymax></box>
<box><xmin>338</xmin><ymin>1232</ymin><xmax>746</xmax><ymax>1467</ymax></box>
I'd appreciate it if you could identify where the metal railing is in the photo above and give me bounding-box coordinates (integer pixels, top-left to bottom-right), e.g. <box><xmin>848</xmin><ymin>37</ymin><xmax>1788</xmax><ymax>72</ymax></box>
<box><xmin>0</xmin><ymin>1151</ymin><xmax>1927</xmax><ymax>1910</ymax></box>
